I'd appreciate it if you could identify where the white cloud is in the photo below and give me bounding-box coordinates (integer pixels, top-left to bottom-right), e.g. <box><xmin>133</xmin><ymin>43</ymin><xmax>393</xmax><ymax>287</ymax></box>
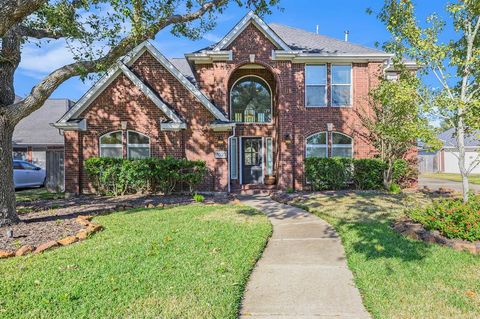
<box><xmin>203</xmin><ymin>33</ymin><xmax>221</xmax><ymax>43</ymax></box>
<box><xmin>19</xmin><ymin>41</ymin><xmax>75</xmax><ymax>75</ymax></box>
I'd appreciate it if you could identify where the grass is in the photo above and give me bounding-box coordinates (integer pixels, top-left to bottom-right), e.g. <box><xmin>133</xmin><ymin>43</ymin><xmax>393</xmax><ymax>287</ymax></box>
<box><xmin>292</xmin><ymin>191</ymin><xmax>480</xmax><ymax>319</ymax></box>
<box><xmin>422</xmin><ymin>172</ymin><xmax>480</xmax><ymax>185</ymax></box>
<box><xmin>0</xmin><ymin>204</ymin><xmax>272</xmax><ymax>319</ymax></box>
<box><xmin>16</xmin><ymin>188</ymin><xmax>64</xmax><ymax>203</ymax></box>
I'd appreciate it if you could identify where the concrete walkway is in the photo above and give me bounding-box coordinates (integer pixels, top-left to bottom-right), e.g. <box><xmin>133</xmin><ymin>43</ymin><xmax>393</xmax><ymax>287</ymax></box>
<box><xmin>239</xmin><ymin>195</ymin><xmax>370</xmax><ymax>319</ymax></box>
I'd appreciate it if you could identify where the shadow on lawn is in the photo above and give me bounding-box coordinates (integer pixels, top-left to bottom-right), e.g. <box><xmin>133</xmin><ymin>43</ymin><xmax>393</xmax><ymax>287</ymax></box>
<box><xmin>340</xmin><ymin>220</ymin><xmax>430</xmax><ymax>262</ymax></box>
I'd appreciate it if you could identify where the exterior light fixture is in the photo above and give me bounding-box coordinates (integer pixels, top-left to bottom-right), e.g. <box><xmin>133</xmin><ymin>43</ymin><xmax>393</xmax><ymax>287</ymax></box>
<box><xmin>284</xmin><ymin>133</ymin><xmax>292</xmax><ymax>144</ymax></box>
<box><xmin>121</xmin><ymin>121</ymin><xmax>128</xmax><ymax>130</ymax></box>
<box><xmin>327</xmin><ymin>123</ymin><xmax>334</xmax><ymax>131</ymax></box>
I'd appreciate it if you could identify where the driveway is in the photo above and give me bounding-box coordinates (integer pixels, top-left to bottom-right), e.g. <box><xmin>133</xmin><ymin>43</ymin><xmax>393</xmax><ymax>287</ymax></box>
<box><xmin>239</xmin><ymin>195</ymin><xmax>370</xmax><ymax>319</ymax></box>
<box><xmin>419</xmin><ymin>176</ymin><xmax>480</xmax><ymax>193</ymax></box>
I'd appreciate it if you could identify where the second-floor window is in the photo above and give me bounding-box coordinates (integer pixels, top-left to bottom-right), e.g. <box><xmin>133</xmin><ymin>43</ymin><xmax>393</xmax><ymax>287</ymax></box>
<box><xmin>231</xmin><ymin>76</ymin><xmax>272</xmax><ymax>123</ymax></box>
<box><xmin>331</xmin><ymin>64</ymin><xmax>352</xmax><ymax>107</ymax></box>
<box><xmin>305</xmin><ymin>65</ymin><xmax>327</xmax><ymax>107</ymax></box>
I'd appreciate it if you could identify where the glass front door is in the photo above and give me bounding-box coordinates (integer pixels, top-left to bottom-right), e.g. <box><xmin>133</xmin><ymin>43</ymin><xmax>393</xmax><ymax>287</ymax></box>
<box><xmin>242</xmin><ymin>138</ymin><xmax>263</xmax><ymax>184</ymax></box>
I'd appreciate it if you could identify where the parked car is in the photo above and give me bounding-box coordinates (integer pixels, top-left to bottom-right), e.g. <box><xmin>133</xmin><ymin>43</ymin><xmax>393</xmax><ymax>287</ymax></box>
<box><xmin>13</xmin><ymin>160</ymin><xmax>46</xmax><ymax>188</ymax></box>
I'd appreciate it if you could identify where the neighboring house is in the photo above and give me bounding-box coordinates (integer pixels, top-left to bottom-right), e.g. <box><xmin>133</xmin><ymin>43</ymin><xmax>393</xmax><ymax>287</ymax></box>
<box><xmin>55</xmin><ymin>11</ymin><xmax>396</xmax><ymax>194</ymax></box>
<box><xmin>14</xmin><ymin>97</ymin><xmax>73</xmax><ymax>190</ymax></box>
<box><xmin>420</xmin><ymin>128</ymin><xmax>480</xmax><ymax>174</ymax></box>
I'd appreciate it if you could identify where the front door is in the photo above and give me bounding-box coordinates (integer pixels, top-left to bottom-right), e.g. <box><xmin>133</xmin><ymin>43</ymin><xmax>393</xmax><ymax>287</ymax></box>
<box><xmin>242</xmin><ymin>138</ymin><xmax>263</xmax><ymax>184</ymax></box>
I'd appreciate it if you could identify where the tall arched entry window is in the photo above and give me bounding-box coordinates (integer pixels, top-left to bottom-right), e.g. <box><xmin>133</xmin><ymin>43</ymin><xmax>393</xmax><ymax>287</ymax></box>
<box><xmin>230</xmin><ymin>76</ymin><xmax>272</xmax><ymax>123</ymax></box>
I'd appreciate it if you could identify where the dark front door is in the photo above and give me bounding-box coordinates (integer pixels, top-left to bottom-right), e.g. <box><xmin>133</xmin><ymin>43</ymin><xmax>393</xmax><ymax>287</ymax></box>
<box><xmin>242</xmin><ymin>138</ymin><xmax>263</xmax><ymax>184</ymax></box>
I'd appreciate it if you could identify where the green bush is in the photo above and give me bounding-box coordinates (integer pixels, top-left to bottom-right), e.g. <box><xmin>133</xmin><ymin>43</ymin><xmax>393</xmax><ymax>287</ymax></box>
<box><xmin>389</xmin><ymin>183</ymin><xmax>402</xmax><ymax>194</ymax></box>
<box><xmin>407</xmin><ymin>195</ymin><xmax>480</xmax><ymax>241</ymax></box>
<box><xmin>305</xmin><ymin>157</ymin><xmax>353</xmax><ymax>190</ymax></box>
<box><xmin>193</xmin><ymin>193</ymin><xmax>205</xmax><ymax>203</ymax></box>
<box><xmin>353</xmin><ymin>159</ymin><xmax>386</xmax><ymax>190</ymax></box>
<box><xmin>84</xmin><ymin>157</ymin><xmax>207</xmax><ymax>196</ymax></box>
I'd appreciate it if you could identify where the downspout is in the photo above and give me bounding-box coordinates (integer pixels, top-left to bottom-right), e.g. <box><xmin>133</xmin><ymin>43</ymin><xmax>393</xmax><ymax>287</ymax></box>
<box><xmin>227</xmin><ymin>126</ymin><xmax>236</xmax><ymax>193</ymax></box>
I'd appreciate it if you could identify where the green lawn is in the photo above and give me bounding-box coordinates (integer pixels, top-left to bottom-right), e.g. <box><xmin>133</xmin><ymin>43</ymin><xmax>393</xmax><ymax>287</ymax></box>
<box><xmin>422</xmin><ymin>172</ymin><xmax>480</xmax><ymax>185</ymax></box>
<box><xmin>0</xmin><ymin>204</ymin><xmax>272</xmax><ymax>319</ymax></box>
<box><xmin>16</xmin><ymin>188</ymin><xmax>64</xmax><ymax>202</ymax></box>
<box><xmin>292</xmin><ymin>192</ymin><xmax>480</xmax><ymax>319</ymax></box>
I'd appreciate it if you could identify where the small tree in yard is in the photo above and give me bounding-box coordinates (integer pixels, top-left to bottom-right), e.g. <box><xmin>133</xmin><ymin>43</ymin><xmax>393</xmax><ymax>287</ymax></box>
<box><xmin>361</xmin><ymin>73</ymin><xmax>440</xmax><ymax>189</ymax></box>
<box><xmin>0</xmin><ymin>0</ymin><xmax>279</xmax><ymax>227</ymax></box>
<box><xmin>375</xmin><ymin>0</ymin><xmax>480</xmax><ymax>202</ymax></box>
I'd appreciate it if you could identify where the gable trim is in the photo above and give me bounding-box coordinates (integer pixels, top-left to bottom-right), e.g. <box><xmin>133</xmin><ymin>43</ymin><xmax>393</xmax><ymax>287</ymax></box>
<box><xmin>56</xmin><ymin>41</ymin><xmax>228</xmax><ymax>127</ymax></box>
<box><xmin>118</xmin><ymin>62</ymin><xmax>183</xmax><ymax>123</ymax></box>
<box><xmin>213</xmin><ymin>11</ymin><xmax>290</xmax><ymax>52</ymax></box>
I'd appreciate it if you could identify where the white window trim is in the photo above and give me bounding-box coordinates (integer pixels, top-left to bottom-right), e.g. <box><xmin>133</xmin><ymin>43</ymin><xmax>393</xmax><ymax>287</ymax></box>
<box><xmin>127</xmin><ymin>131</ymin><xmax>151</xmax><ymax>159</ymax></box>
<box><xmin>99</xmin><ymin>131</ymin><xmax>123</xmax><ymax>158</ymax></box>
<box><xmin>331</xmin><ymin>132</ymin><xmax>354</xmax><ymax>158</ymax></box>
<box><xmin>331</xmin><ymin>63</ymin><xmax>353</xmax><ymax>108</ymax></box>
<box><xmin>305</xmin><ymin>64</ymin><xmax>327</xmax><ymax>108</ymax></box>
<box><xmin>230</xmin><ymin>75</ymin><xmax>273</xmax><ymax>124</ymax></box>
<box><xmin>305</xmin><ymin>132</ymin><xmax>328</xmax><ymax>158</ymax></box>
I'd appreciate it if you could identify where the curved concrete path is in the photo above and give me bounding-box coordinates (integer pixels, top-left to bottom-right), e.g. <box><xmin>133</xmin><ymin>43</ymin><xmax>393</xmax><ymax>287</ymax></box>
<box><xmin>239</xmin><ymin>195</ymin><xmax>370</xmax><ymax>319</ymax></box>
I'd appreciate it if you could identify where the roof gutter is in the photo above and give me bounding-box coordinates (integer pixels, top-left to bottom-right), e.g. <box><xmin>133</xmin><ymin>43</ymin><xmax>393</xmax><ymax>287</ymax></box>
<box><xmin>272</xmin><ymin>50</ymin><xmax>394</xmax><ymax>62</ymax></box>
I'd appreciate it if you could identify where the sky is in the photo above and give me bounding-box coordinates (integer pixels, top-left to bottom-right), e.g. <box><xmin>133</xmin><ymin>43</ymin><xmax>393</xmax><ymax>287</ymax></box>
<box><xmin>14</xmin><ymin>0</ymin><xmax>456</xmax><ymax>101</ymax></box>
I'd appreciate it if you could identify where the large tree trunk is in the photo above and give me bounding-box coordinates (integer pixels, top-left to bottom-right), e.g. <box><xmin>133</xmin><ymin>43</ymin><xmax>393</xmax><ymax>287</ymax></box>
<box><xmin>0</xmin><ymin>113</ymin><xmax>18</xmax><ymax>226</ymax></box>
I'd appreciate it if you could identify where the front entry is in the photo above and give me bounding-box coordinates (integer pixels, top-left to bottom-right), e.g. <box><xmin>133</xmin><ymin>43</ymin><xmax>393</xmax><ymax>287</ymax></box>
<box><xmin>242</xmin><ymin>138</ymin><xmax>263</xmax><ymax>184</ymax></box>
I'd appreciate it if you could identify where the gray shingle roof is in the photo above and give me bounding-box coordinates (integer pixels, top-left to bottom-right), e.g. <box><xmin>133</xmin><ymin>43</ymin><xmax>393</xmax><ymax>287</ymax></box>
<box><xmin>268</xmin><ymin>23</ymin><xmax>385</xmax><ymax>55</ymax></box>
<box><xmin>438</xmin><ymin>128</ymin><xmax>480</xmax><ymax>148</ymax></box>
<box><xmin>13</xmin><ymin>99</ymin><xmax>73</xmax><ymax>146</ymax></box>
<box><xmin>169</xmin><ymin>58</ymin><xmax>196</xmax><ymax>84</ymax></box>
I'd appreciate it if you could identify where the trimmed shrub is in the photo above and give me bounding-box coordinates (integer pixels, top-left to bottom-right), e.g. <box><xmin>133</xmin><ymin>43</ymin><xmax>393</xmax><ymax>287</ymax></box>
<box><xmin>84</xmin><ymin>157</ymin><xmax>207</xmax><ymax>196</ymax></box>
<box><xmin>193</xmin><ymin>193</ymin><xmax>205</xmax><ymax>203</ymax></box>
<box><xmin>352</xmin><ymin>159</ymin><xmax>386</xmax><ymax>190</ymax></box>
<box><xmin>305</xmin><ymin>157</ymin><xmax>353</xmax><ymax>190</ymax></box>
<box><xmin>407</xmin><ymin>195</ymin><xmax>480</xmax><ymax>241</ymax></box>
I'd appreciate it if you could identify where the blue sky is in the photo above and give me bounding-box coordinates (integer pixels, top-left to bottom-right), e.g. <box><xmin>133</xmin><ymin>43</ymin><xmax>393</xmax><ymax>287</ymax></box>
<box><xmin>14</xmin><ymin>0</ymin><xmax>454</xmax><ymax>101</ymax></box>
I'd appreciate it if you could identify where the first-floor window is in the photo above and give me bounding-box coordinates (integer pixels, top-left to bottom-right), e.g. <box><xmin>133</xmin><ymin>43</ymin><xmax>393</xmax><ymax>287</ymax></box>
<box><xmin>306</xmin><ymin>132</ymin><xmax>353</xmax><ymax>158</ymax></box>
<box><xmin>100</xmin><ymin>131</ymin><xmax>123</xmax><ymax>158</ymax></box>
<box><xmin>306</xmin><ymin>132</ymin><xmax>328</xmax><ymax>158</ymax></box>
<box><xmin>230</xmin><ymin>137</ymin><xmax>238</xmax><ymax>179</ymax></box>
<box><xmin>127</xmin><ymin>131</ymin><xmax>150</xmax><ymax>159</ymax></box>
<box><xmin>331</xmin><ymin>132</ymin><xmax>353</xmax><ymax>158</ymax></box>
<box><xmin>266</xmin><ymin>138</ymin><xmax>273</xmax><ymax>175</ymax></box>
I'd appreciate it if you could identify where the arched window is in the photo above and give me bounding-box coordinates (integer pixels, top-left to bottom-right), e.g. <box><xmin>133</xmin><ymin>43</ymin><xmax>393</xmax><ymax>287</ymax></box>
<box><xmin>100</xmin><ymin>131</ymin><xmax>123</xmax><ymax>158</ymax></box>
<box><xmin>306</xmin><ymin>132</ymin><xmax>328</xmax><ymax>158</ymax></box>
<box><xmin>127</xmin><ymin>131</ymin><xmax>150</xmax><ymax>159</ymax></box>
<box><xmin>331</xmin><ymin>132</ymin><xmax>353</xmax><ymax>158</ymax></box>
<box><xmin>230</xmin><ymin>76</ymin><xmax>272</xmax><ymax>123</ymax></box>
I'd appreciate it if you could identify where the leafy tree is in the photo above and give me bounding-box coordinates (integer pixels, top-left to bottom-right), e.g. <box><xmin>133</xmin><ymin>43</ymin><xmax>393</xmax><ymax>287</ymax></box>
<box><xmin>359</xmin><ymin>72</ymin><xmax>440</xmax><ymax>189</ymax></box>
<box><xmin>374</xmin><ymin>0</ymin><xmax>480</xmax><ymax>202</ymax></box>
<box><xmin>0</xmin><ymin>0</ymin><xmax>279</xmax><ymax>226</ymax></box>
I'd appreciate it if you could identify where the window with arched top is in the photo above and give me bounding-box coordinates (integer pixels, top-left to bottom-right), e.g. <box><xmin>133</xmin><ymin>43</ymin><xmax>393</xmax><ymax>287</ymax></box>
<box><xmin>230</xmin><ymin>76</ymin><xmax>272</xmax><ymax>123</ymax></box>
<box><xmin>127</xmin><ymin>131</ymin><xmax>150</xmax><ymax>159</ymax></box>
<box><xmin>305</xmin><ymin>132</ymin><xmax>353</xmax><ymax>158</ymax></box>
<box><xmin>99</xmin><ymin>131</ymin><xmax>123</xmax><ymax>158</ymax></box>
<box><xmin>306</xmin><ymin>132</ymin><xmax>328</xmax><ymax>158</ymax></box>
<box><xmin>331</xmin><ymin>132</ymin><xmax>353</xmax><ymax>158</ymax></box>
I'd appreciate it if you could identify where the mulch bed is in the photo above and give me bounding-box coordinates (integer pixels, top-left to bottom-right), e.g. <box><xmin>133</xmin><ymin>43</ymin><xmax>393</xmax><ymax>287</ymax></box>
<box><xmin>1</xmin><ymin>193</ymin><xmax>231</xmax><ymax>252</ymax></box>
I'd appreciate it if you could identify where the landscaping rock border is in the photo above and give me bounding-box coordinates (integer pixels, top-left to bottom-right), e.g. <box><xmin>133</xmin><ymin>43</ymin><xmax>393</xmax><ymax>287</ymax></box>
<box><xmin>0</xmin><ymin>215</ymin><xmax>103</xmax><ymax>259</ymax></box>
<box><xmin>393</xmin><ymin>218</ymin><xmax>480</xmax><ymax>255</ymax></box>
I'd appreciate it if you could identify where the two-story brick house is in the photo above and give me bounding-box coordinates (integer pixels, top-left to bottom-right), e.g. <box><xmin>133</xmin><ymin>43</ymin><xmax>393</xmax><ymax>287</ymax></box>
<box><xmin>55</xmin><ymin>11</ymin><xmax>393</xmax><ymax>194</ymax></box>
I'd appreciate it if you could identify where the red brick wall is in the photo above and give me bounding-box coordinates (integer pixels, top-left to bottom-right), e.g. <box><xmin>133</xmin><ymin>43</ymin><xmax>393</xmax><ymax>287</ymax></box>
<box><xmin>65</xmin><ymin>22</ymin><xmax>384</xmax><ymax>193</ymax></box>
<box><xmin>65</xmin><ymin>51</ymin><xmax>229</xmax><ymax>193</ymax></box>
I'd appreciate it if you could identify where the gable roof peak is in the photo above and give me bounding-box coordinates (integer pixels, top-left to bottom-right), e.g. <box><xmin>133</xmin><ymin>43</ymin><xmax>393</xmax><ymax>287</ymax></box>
<box><xmin>212</xmin><ymin>10</ymin><xmax>290</xmax><ymax>52</ymax></box>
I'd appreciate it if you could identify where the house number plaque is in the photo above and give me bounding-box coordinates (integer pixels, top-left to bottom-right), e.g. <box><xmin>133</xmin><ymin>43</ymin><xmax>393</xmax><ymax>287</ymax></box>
<box><xmin>215</xmin><ymin>151</ymin><xmax>227</xmax><ymax>159</ymax></box>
